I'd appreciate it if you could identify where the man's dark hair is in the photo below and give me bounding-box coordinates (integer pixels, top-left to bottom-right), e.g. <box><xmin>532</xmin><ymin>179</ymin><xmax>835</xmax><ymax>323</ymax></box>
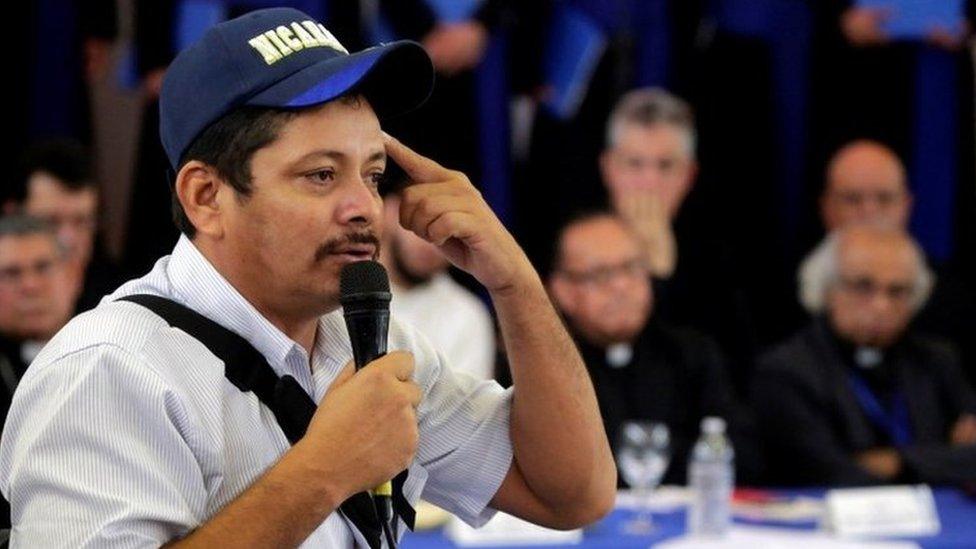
<box><xmin>172</xmin><ymin>107</ymin><xmax>301</xmax><ymax>238</ymax></box>
<box><xmin>547</xmin><ymin>209</ymin><xmax>620</xmax><ymax>279</ymax></box>
<box><xmin>11</xmin><ymin>139</ymin><xmax>95</xmax><ymax>204</ymax></box>
<box><xmin>172</xmin><ymin>95</ymin><xmax>368</xmax><ymax>238</ymax></box>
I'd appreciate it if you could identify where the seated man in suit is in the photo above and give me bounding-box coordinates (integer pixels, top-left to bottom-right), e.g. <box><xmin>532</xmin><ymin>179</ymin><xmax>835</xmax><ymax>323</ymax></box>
<box><xmin>819</xmin><ymin>139</ymin><xmax>976</xmax><ymax>386</ymax></box>
<box><xmin>755</xmin><ymin>224</ymin><xmax>976</xmax><ymax>485</ymax></box>
<box><xmin>548</xmin><ymin>212</ymin><xmax>760</xmax><ymax>485</ymax></box>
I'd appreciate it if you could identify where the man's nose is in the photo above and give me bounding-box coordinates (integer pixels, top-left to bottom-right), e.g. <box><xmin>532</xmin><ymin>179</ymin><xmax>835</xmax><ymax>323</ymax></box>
<box><xmin>640</xmin><ymin>166</ymin><xmax>663</xmax><ymax>188</ymax></box>
<box><xmin>607</xmin><ymin>270</ymin><xmax>636</xmax><ymax>293</ymax></box>
<box><xmin>19</xmin><ymin>269</ymin><xmax>48</xmax><ymax>295</ymax></box>
<box><xmin>868</xmin><ymin>289</ymin><xmax>894</xmax><ymax>313</ymax></box>
<box><xmin>859</xmin><ymin>197</ymin><xmax>882</xmax><ymax>219</ymax></box>
<box><xmin>336</xmin><ymin>177</ymin><xmax>381</xmax><ymax>225</ymax></box>
<box><xmin>57</xmin><ymin>227</ymin><xmax>77</xmax><ymax>257</ymax></box>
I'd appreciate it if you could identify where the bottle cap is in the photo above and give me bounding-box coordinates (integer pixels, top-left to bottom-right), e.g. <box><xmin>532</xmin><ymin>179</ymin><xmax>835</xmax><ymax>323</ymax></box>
<box><xmin>701</xmin><ymin>416</ymin><xmax>726</xmax><ymax>435</ymax></box>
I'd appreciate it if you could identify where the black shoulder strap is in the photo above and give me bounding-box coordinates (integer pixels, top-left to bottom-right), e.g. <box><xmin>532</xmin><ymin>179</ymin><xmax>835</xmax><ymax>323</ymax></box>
<box><xmin>120</xmin><ymin>295</ymin><xmax>298</xmax><ymax>430</ymax></box>
<box><xmin>118</xmin><ymin>294</ymin><xmax>414</xmax><ymax>547</ymax></box>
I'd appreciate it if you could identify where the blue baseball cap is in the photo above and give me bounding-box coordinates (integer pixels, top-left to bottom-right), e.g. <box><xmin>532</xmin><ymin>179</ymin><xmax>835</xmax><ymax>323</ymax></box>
<box><xmin>159</xmin><ymin>7</ymin><xmax>434</xmax><ymax>170</ymax></box>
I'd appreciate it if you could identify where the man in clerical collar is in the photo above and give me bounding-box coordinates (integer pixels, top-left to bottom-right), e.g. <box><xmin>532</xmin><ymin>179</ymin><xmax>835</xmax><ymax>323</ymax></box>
<box><xmin>547</xmin><ymin>212</ymin><xmax>760</xmax><ymax>486</ymax></box>
<box><xmin>0</xmin><ymin>215</ymin><xmax>78</xmax><ymax>422</ymax></box>
<box><xmin>816</xmin><ymin>138</ymin><xmax>976</xmax><ymax>387</ymax></box>
<box><xmin>756</xmin><ymin>224</ymin><xmax>976</xmax><ymax>486</ymax></box>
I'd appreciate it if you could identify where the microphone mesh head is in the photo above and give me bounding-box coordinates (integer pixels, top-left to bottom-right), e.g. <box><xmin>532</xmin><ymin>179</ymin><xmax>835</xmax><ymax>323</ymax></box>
<box><xmin>340</xmin><ymin>260</ymin><xmax>390</xmax><ymax>299</ymax></box>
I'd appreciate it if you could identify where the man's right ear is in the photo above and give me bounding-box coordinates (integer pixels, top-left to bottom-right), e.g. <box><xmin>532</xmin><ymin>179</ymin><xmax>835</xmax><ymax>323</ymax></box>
<box><xmin>175</xmin><ymin>161</ymin><xmax>226</xmax><ymax>239</ymax></box>
<box><xmin>1</xmin><ymin>200</ymin><xmax>17</xmax><ymax>215</ymax></box>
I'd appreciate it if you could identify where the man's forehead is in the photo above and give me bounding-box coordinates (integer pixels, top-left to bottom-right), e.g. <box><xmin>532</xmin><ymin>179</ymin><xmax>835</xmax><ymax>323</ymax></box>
<box><xmin>829</xmin><ymin>155</ymin><xmax>906</xmax><ymax>193</ymax></box>
<box><xmin>839</xmin><ymin>237</ymin><xmax>915</xmax><ymax>273</ymax></box>
<box><xmin>290</xmin><ymin>148</ymin><xmax>386</xmax><ymax>164</ymax></box>
<box><xmin>562</xmin><ymin>222</ymin><xmax>640</xmax><ymax>264</ymax></box>
<box><xmin>27</xmin><ymin>172</ymin><xmax>97</xmax><ymax>200</ymax></box>
<box><xmin>0</xmin><ymin>234</ymin><xmax>59</xmax><ymax>262</ymax></box>
<box><xmin>296</xmin><ymin>94</ymin><xmax>379</xmax><ymax>123</ymax></box>
<box><xmin>271</xmin><ymin>101</ymin><xmax>384</xmax><ymax>155</ymax></box>
<box><xmin>830</xmin><ymin>174</ymin><xmax>905</xmax><ymax>194</ymax></box>
<box><xmin>616</xmin><ymin>123</ymin><xmax>685</xmax><ymax>149</ymax></box>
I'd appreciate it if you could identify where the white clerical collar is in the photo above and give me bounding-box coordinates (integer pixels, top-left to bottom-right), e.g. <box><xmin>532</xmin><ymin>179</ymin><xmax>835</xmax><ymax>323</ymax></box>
<box><xmin>605</xmin><ymin>343</ymin><xmax>633</xmax><ymax>368</ymax></box>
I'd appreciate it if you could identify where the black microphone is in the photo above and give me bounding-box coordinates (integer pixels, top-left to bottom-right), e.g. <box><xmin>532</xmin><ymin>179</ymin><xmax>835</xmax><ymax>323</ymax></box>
<box><xmin>339</xmin><ymin>260</ymin><xmax>397</xmax><ymax>548</ymax></box>
<box><xmin>340</xmin><ymin>260</ymin><xmax>391</xmax><ymax>371</ymax></box>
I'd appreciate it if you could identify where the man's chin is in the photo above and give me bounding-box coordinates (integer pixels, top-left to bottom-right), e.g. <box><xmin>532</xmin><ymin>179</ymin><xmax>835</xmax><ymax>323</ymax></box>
<box><xmin>399</xmin><ymin>267</ymin><xmax>437</xmax><ymax>287</ymax></box>
<box><xmin>850</xmin><ymin>329</ymin><xmax>899</xmax><ymax>350</ymax></box>
<box><xmin>12</xmin><ymin>322</ymin><xmax>58</xmax><ymax>340</ymax></box>
<box><xmin>601</xmin><ymin>325</ymin><xmax>642</xmax><ymax>345</ymax></box>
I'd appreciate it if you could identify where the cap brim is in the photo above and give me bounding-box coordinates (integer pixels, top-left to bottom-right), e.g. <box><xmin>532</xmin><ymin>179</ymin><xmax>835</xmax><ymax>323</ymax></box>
<box><xmin>245</xmin><ymin>40</ymin><xmax>434</xmax><ymax>119</ymax></box>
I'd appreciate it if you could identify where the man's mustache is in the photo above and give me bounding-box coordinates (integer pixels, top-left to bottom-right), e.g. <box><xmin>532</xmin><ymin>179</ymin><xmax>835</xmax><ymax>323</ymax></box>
<box><xmin>314</xmin><ymin>231</ymin><xmax>381</xmax><ymax>263</ymax></box>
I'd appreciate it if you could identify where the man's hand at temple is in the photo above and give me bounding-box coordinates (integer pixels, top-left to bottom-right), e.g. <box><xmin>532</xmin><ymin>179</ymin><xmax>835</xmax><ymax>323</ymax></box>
<box><xmin>385</xmin><ymin>134</ymin><xmax>617</xmax><ymax>529</ymax></box>
<box><xmin>384</xmin><ymin>133</ymin><xmax>533</xmax><ymax>295</ymax></box>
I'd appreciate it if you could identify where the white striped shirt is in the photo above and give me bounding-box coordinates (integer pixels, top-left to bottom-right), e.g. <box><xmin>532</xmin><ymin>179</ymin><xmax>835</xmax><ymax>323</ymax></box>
<box><xmin>0</xmin><ymin>235</ymin><xmax>513</xmax><ymax>548</ymax></box>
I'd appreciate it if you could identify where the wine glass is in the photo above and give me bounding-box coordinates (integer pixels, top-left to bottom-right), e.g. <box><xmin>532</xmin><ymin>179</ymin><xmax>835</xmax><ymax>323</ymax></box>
<box><xmin>617</xmin><ymin>421</ymin><xmax>671</xmax><ymax>535</ymax></box>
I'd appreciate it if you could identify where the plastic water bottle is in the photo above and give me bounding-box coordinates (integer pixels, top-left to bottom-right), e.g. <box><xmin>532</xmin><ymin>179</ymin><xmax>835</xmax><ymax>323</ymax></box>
<box><xmin>687</xmin><ymin>416</ymin><xmax>734</xmax><ymax>536</ymax></box>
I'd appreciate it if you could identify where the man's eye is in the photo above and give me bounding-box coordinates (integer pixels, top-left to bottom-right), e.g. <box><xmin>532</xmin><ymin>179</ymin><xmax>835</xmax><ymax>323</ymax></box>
<box><xmin>34</xmin><ymin>260</ymin><xmax>55</xmax><ymax>275</ymax></box>
<box><xmin>306</xmin><ymin>169</ymin><xmax>335</xmax><ymax>183</ymax></box>
<box><xmin>369</xmin><ymin>172</ymin><xmax>387</xmax><ymax>188</ymax></box>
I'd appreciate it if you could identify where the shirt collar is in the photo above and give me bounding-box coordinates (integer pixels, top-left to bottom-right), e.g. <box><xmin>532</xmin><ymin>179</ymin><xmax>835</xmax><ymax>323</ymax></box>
<box><xmin>166</xmin><ymin>235</ymin><xmax>307</xmax><ymax>376</ymax></box>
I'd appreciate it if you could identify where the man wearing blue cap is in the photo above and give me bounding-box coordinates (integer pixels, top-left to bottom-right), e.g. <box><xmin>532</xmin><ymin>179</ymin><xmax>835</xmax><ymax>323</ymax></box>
<box><xmin>0</xmin><ymin>8</ymin><xmax>615</xmax><ymax>548</ymax></box>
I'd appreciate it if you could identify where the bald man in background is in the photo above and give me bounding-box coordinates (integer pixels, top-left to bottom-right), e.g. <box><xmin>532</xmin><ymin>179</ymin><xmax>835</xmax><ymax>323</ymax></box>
<box><xmin>817</xmin><ymin>139</ymin><xmax>976</xmax><ymax>384</ymax></box>
<box><xmin>756</xmin><ymin>225</ymin><xmax>976</xmax><ymax>486</ymax></box>
<box><xmin>821</xmin><ymin>140</ymin><xmax>912</xmax><ymax>231</ymax></box>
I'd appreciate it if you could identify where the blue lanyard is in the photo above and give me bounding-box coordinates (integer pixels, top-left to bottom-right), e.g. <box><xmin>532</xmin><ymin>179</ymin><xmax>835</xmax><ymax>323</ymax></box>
<box><xmin>847</xmin><ymin>371</ymin><xmax>914</xmax><ymax>448</ymax></box>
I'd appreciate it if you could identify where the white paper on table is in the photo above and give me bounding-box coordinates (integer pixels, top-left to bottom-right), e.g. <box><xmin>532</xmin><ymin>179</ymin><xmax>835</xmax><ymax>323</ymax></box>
<box><xmin>445</xmin><ymin>512</ymin><xmax>583</xmax><ymax>546</ymax></box>
<box><xmin>823</xmin><ymin>485</ymin><xmax>940</xmax><ymax>539</ymax></box>
<box><xmin>654</xmin><ymin>525</ymin><xmax>921</xmax><ymax>549</ymax></box>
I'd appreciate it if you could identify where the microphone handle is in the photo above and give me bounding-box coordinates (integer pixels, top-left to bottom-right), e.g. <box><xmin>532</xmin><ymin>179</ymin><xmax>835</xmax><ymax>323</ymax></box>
<box><xmin>342</xmin><ymin>308</ymin><xmax>393</xmax><ymax>497</ymax></box>
<box><xmin>344</xmin><ymin>308</ymin><xmax>389</xmax><ymax>371</ymax></box>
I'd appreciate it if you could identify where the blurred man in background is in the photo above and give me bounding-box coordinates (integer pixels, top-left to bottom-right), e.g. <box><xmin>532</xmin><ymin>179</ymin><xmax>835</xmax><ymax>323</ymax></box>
<box><xmin>7</xmin><ymin>140</ymin><xmax>121</xmax><ymax>313</ymax></box>
<box><xmin>0</xmin><ymin>215</ymin><xmax>78</xmax><ymax>426</ymax></box>
<box><xmin>380</xmin><ymin>189</ymin><xmax>496</xmax><ymax>380</ymax></box>
<box><xmin>548</xmin><ymin>212</ymin><xmax>760</xmax><ymax>485</ymax></box>
<box><xmin>600</xmin><ymin>88</ymin><xmax>693</xmax><ymax>278</ymax></box>
<box><xmin>755</xmin><ymin>225</ymin><xmax>976</xmax><ymax>486</ymax></box>
<box><xmin>820</xmin><ymin>140</ymin><xmax>912</xmax><ymax>231</ymax></box>
<box><xmin>817</xmin><ymin>139</ymin><xmax>976</xmax><ymax>384</ymax></box>
<box><xmin>599</xmin><ymin>88</ymin><xmax>756</xmax><ymax>393</ymax></box>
